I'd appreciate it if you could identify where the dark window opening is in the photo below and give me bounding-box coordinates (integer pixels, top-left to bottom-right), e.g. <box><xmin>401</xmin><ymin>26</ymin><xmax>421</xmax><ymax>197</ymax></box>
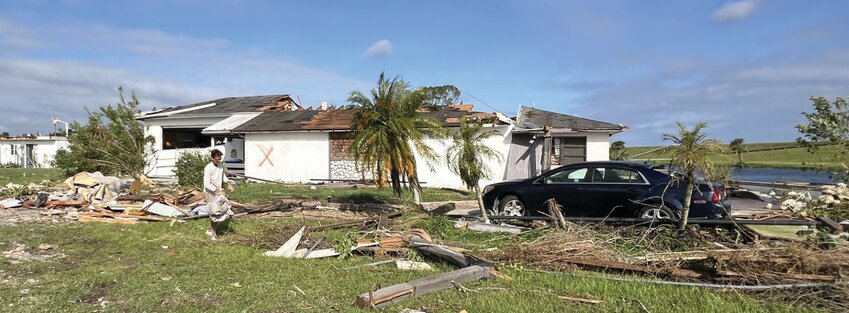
<box><xmin>551</xmin><ymin>137</ymin><xmax>586</xmax><ymax>166</ymax></box>
<box><xmin>162</xmin><ymin>128</ymin><xmax>212</xmax><ymax>150</ymax></box>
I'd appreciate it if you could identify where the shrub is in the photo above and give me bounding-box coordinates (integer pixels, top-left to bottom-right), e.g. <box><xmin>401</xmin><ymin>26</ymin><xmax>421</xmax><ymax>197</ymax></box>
<box><xmin>175</xmin><ymin>151</ymin><xmax>210</xmax><ymax>189</ymax></box>
<box><xmin>54</xmin><ymin>87</ymin><xmax>154</xmax><ymax>177</ymax></box>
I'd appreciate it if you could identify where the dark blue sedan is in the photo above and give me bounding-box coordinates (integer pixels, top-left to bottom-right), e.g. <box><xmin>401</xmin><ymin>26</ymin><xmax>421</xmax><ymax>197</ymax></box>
<box><xmin>482</xmin><ymin>161</ymin><xmax>728</xmax><ymax>219</ymax></box>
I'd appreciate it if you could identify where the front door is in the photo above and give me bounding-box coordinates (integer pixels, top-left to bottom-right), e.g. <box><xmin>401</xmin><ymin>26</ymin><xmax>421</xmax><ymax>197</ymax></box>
<box><xmin>25</xmin><ymin>144</ymin><xmax>34</xmax><ymax>168</ymax></box>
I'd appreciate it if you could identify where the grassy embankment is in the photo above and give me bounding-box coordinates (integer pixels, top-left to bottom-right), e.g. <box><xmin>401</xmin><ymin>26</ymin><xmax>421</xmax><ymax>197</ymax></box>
<box><xmin>625</xmin><ymin>142</ymin><xmax>845</xmax><ymax>170</ymax></box>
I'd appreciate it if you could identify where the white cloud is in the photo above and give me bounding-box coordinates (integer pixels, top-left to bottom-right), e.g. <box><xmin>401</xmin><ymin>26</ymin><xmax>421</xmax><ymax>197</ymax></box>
<box><xmin>0</xmin><ymin>58</ymin><xmax>223</xmax><ymax>135</ymax></box>
<box><xmin>0</xmin><ymin>17</ymin><xmax>44</xmax><ymax>50</ymax></box>
<box><xmin>549</xmin><ymin>50</ymin><xmax>849</xmax><ymax>145</ymax></box>
<box><xmin>713</xmin><ymin>0</ymin><xmax>760</xmax><ymax>21</ymax></box>
<box><xmin>0</xmin><ymin>18</ymin><xmax>372</xmax><ymax>135</ymax></box>
<box><xmin>364</xmin><ymin>39</ymin><xmax>393</xmax><ymax>58</ymax></box>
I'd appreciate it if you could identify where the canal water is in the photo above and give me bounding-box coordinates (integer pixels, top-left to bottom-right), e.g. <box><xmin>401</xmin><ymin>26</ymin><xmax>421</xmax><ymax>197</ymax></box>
<box><xmin>731</xmin><ymin>167</ymin><xmax>843</xmax><ymax>184</ymax></box>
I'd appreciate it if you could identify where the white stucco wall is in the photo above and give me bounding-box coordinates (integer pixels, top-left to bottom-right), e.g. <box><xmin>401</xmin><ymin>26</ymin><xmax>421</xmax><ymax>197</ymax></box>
<box><xmin>414</xmin><ymin>125</ymin><xmax>513</xmax><ymax>189</ymax></box>
<box><xmin>0</xmin><ymin>138</ymin><xmax>68</xmax><ymax>168</ymax></box>
<box><xmin>585</xmin><ymin>132</ymin><xmax>611</xmax><ymax>161</ymax></box>
<box><xmin>244</xmin><ymin>132</ymin><xmax>330</xmax><ymax>183</ymax></box>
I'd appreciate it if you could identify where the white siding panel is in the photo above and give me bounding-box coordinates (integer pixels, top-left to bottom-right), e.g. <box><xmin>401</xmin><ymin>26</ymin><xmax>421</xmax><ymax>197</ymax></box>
<box><xmin>245</xmin><ymin>133</ymin><xmax>329</xmax><ymax>183</ymax></box>
<box><xmin>585</xmin><ymin>132</ymin><xmax>611</xmax><ymax>161</ymax></box>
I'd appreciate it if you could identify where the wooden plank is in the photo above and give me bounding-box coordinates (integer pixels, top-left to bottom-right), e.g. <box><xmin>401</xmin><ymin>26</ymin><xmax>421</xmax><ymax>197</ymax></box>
<box><xmin>78</xmin><ymin>216</ymin><xmax>139</xmax><ymax>224</ymax></box>
<box><xmin>817</xmin><ymin>216</ymin><xmax>843</xmax><ymax>233</ymax></box>
<box><xmin>407</xmin><ymin>265</ymin><xmax>490</xmax><ymax>295</ymax></box>
<box><xmin>48</xmin><ymin>200</ymin><xmax>89</xmax><ymax>207</ymax></box>
<box><xmin>78</xmin><ymin>211</ymin><xmax>172</xmax><ymax>222</ymax></box>
<box><xmin>355</xmin><ymin>266</ymin><xmax>491</xmax><ymax>308</ymax></box>
<box><xmin>565</xmin><ymin>257</ymin><xmax>704</xmax><ymax>279</ymax></box>
<box><xmin>455</xmin><ymin>221</ymin><xmax>525</xmax><ymax>234</ymax></box>
<box><xmin>355</xmin><ymin>283</ymin><xmax>414</xmax><ymax>308</ymax></box>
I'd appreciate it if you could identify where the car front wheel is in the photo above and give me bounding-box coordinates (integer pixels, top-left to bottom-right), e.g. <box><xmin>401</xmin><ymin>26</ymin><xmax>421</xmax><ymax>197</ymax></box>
<box><xmin>498</xmin><ymin>195</ymin><xmax>526</xmax><ymax>217</ymax></box>
<box><xmin>637</xmin><ymin>205</ymin><xmax>676</xmax><ymax>220</ymax></box>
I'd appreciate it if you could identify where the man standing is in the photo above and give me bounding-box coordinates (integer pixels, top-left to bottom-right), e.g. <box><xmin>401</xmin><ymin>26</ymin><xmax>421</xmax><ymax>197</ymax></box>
<box><xmin>204</xmin><ymin>149</ymin><xmax>235</xmax><ymax>240</ymax></box>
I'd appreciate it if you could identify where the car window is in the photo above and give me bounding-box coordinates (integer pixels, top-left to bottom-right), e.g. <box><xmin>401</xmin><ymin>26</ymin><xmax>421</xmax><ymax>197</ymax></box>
<box><xmin>591</xmin><ymin>167</ymin><xmax>646</xmax><ymax>184</ymax></box>
<box><xmin>547</xmin><ymin>168</ymin><xmax>588</xmax><ymax>183</ymax></box>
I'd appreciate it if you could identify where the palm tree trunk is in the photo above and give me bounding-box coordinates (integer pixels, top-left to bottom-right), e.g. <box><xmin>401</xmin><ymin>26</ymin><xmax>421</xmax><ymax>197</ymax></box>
<box><xmin>679</xmin><ymin>174</ymin><xmax>695</xmax><ymax>230</ymax></box>
<box><xmin>412</xmin><ymin>185</ymin><xmax>421</xmax><ymax>205</ymax></box>
<box><xmin>474</xmin><ymin>184</ymin><xmax>488</xmax><ymax>221</ymax></box>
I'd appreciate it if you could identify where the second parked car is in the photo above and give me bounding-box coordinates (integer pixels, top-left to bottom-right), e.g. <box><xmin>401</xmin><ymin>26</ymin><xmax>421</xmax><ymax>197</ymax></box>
<box><xmin>481</xmin><ymin>161</ymin><xmax>728</xmax><ymax>219</ymax></box>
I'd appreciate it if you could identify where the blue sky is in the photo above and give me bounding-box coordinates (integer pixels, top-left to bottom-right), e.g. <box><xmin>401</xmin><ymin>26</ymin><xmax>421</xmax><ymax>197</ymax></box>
<box><xmin>1</xmin><ymin>0</ymin><xmax>847</xmax><ymax>145</ymax></box>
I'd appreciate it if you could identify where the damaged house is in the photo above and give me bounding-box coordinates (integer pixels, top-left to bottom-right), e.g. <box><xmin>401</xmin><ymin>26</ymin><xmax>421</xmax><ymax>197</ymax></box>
<box><xmin>139</xmin><ymin>96</ymin><xmax>625</xmax><ymax>188</ymax></box>
<box><xmin>137</xmin><ymin>95</ymin><xmax>301</xmax><ymax>177</ymax></box>
<box><xmin>0</xmin><ymin>135</ymin><xmax>69</xmax><ymax>168</ymax></box>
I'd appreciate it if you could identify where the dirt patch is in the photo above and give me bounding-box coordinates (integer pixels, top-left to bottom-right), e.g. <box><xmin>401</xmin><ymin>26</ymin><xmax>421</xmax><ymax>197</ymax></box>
<box><xmin>2</xmin><ymin>243</ymin><xmax>66</xmax><ymax>263</ymax></box>
<box><xmin>77</xmin><ymin>282</ymin><xmax>111</xmax><ymax>305</ymax></box>
<box><xmin>0</xmin><ymin>208</ymin><xmax>71</xmax><ymax>226</ymax></box>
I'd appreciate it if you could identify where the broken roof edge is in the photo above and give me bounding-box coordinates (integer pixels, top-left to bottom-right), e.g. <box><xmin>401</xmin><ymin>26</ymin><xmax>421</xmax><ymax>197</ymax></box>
<box><xmin>516</xmin><ymin>105</ymin><xmax>625</xmax><ymax>131</ymax></box>
<box><xmin>137</xmin><ymin>102</ymin><xmax>217</xmax><ymax>120</ymax></box>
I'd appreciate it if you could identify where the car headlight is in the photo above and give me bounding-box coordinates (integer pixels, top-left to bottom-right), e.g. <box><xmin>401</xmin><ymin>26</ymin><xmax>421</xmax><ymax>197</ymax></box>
<box><xmin>483</xmin><ymin>185</ymin><xmax>495</xmax><ymax>194</ymax></box>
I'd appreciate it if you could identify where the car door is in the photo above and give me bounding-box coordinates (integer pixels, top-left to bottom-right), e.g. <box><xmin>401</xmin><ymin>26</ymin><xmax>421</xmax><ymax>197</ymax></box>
<box><xmin>581</xmin><ymin>166</ymin><xmax>651</xmax><ymax>217</ymax></box>
<box><xmin>540</xmin><ymin>166</ymin><xmax>591</xmax><ymax>216</ymax></box>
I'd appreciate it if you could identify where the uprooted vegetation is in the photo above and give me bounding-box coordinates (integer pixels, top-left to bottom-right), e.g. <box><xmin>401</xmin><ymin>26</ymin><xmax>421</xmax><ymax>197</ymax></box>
<box><xmin>484</xmin><ymin>221</ymin><xmax>849</xmax><ymax>312</ymax></box>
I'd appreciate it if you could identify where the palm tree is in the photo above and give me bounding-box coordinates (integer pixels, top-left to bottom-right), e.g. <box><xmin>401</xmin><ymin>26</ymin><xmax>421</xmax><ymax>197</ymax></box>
<box><xmin>610</xmin><ymin>140</ymin><xmax>627</xmax><ymax>160</ymax></box>
<box><xmin>348</xmin><ymin>73</ymin><xmax>444</xmax><ymax>203</ymax></box>
<box><xmin>729</xmin><ymin>138</ymin><xmax>745</xmax><ymax>166</ymax></box>
<box><xmin>446</xmin><ymin>119</ymin><xmax>503</xmax><ymax>220</ymax></box>
<box><xmin>663</xmin><ymin>122</ymin><xmax>724</xmax><ymax>229</ymax></box>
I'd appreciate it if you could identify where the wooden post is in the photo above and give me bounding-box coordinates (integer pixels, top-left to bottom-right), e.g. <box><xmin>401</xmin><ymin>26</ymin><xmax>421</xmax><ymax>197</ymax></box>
<box><xmin>355</xmin><ymin>266</ymin><xmax>491</xmax><ymax>308</ymax></box>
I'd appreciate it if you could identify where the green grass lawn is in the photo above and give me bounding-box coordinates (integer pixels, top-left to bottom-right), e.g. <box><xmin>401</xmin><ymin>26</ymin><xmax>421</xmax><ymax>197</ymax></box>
<box><xmin>0</xmin><ymin>168</ymin><xmax>64</xmax><ymax>186</ymax></box>
<box><xmin>228</xmin><ymin>182</ymin><xmax>477</xmax><ymax>204</ymax></box>
<box><xmin>0</xmin><ymin>217</ymin><xmax>822</xmax><ymax>312</ymax></box>
<box><xmin>624</xmin><ymin>142</ymin><xmax>846</xmax><ymax>170</ymax></box>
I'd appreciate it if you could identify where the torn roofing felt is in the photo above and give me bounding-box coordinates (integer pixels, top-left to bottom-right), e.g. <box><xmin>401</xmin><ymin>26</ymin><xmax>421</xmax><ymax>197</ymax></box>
<box><xmin>138</xmin><ymin>95</ymin><xmax>300</xmax><ymax>119</ymax></box>
<box><xmin>231</xmin><ymin>105</ymin><xmax>505</xmax><ymax>133</ymax></box>
<box><xmin>516</xmin><ymin>105</ymin><xmax>624</xmax><ymax>131</ymax></box>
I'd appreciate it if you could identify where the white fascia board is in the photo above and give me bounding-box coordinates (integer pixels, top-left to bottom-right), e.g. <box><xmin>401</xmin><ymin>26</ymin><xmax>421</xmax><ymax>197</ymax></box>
<box><xmin>137</xmin><ymin>102</ymin><xmax>217</xmax><ymax>119</ymax></box>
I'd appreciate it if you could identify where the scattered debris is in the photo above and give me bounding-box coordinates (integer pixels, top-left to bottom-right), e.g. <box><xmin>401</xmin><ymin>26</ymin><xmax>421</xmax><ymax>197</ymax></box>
<box><xmin>558</xmin><ymin>295</ymin><xmax>603</xmax><ymax>305</ymax></box>
<box><xmin>142</xmin><ymin>200</ymin><xmax>187</xmax><ymax>218</ymax></box>
<box><xmin>263</xmin><ymin>226</ymin><xmax>306</xmax><ymax>258</ymax></box>
<box><xmin>395</xmin><ymin>260</ymin><xmax>434</xmax><ymax>271</ymax></box>
<box><xmin>0</xmin><ymin>198</ymin><xmax>22</xmax><ymax>209</ymax></box>
<box><xmin>454</xmin><ymin>220</ymin><xmax>525</xmax><ymax>234</ymax></box>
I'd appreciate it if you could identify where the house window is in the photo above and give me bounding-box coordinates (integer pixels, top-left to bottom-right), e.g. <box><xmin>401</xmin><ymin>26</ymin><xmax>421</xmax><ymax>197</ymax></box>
<box><xmin>10</xmin><ymin>145</ymin><xmax>18</xmax><ymax>156</ymax></box>
<box><xmin>551</xmin><ymin>137</ymin><xmax>586</xmax><ymax>166</ymax></box>
<box><xmin>162</xmin><ymin>128</ymin><xmax>212</xmax><ymax>150</ymax></box>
